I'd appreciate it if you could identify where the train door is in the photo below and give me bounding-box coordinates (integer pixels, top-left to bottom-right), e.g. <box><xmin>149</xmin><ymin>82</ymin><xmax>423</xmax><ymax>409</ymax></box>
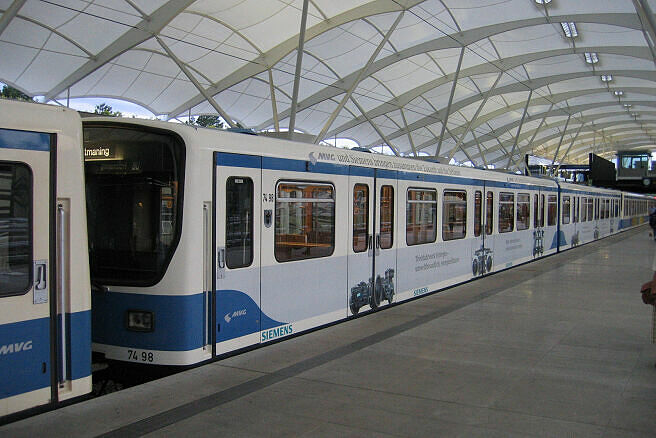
<box><xmin>347</xmin><ymin>167</ymin><xmax>374</xmax><ymax>316</ymax></box>
<box><xmin>0</xmin><ymin>129</ymin><xmax>55</xmax><ymax>416</ymax></box>
<box><xmin>472</xmin><ymin>185</ymin><xmax>490</xmax><ymax>277</ymax></box>
<box><xmin>373</xmin><ymin>170</ymin><xmax>397</xmax><ymax>309</ymax></box>
<box><xmin>214</xmin><ymin>152</ymin><xmax>261</xmax><ymax>355</ymax></box>
<box><xmin>347</xmin><ymin>168</ymin><xmax>397</xmax><ymax>316</ymax></box>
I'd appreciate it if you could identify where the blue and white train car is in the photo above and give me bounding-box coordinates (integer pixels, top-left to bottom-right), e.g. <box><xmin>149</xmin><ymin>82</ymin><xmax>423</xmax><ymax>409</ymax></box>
<box><xmin>81</xmin><ymin>117</ymin><xmax>580</xmax><ymax>366</ymax></box>
<box><xmin>0</xmin><ymin>100</ymin><xmax>91</xmax><ymax>419</ymax></box>
<box><xmin>557</xmin><ymin>182</ymin><xmax>622</xmax><ymax>247</ymax></box>
<box><xmin>620</xmin><ymin>192</ymin><xmax>652</xmax><ymax>230</ymax></box>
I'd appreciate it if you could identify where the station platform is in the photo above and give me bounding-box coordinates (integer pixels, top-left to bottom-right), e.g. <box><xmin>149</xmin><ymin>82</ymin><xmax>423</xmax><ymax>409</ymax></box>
<box><xmin>3</xmin><ymin>227</ymin><xmax>656</xmax><ymax>437</ymax></box>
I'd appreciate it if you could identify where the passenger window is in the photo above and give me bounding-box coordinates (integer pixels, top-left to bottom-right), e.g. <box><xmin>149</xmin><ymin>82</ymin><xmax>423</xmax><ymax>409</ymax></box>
<box><xmin>474</xmin><ymin>191</ymin><xmax>482</xmax><ymax>237</ymax></box>
<box><xmin>573</xmin><ymin>197</ymin><xmax>579</xmax><ymax>223</ymax></box>
<box><xmin>406</xmin><ymin>188</ymin><xmax>437</xmax><ymax>246</ymax></box>
<box><xmin>499</xmin><ymin>192</ymin><xmax>514</xmax><ymax>233</ymax></box>
<box><xmin>226</xmin><ymin>177</ymin><xmax>254</xmax><ymax>268</ymax></box>
<box><xmin>587</xmin><ymin>197</ymin><xmax>593</xmax><ymax>221</ymax></box>
<box><xmin>0</xmin><ymin>162</ymin><xmax>32</xmax><ymax>297</ymax></box>
<box><xmin>516</xmin><ymin>193</ymin><xmax>530</xmax><ymax>231</ymax></box>
<box><xmin>485</xmin><ymin>191</ymin><xmax>494</xmax><ymax>235</ymax></box>
<box><xmin>539</xmin><ymin>194</ymin><xmax>545</xmax><ymax>227</ymax></box>
<box><xmin>443</xmin><ymin>190</ymin><xmax>467</xmax><ymax>241</ymax></box>
<box><xmin>533</xmin><ymin>194</ymin><xmax>538</xmax><ymax>229</ymax></box>
<box><xmin>547</xmin><ymin>195</ymin><xmax>557</xmax><ymax>226</ymax></box>
<box><xmin>562</xmin><ymin>196</ymin><xmax>571</xmax><ymax>224</ymax></box>
<box><xmin>379</xmin><ymin>185</ymin><xmax>394</xmax><ymax>249</ymax></box>
<box><xmin>352</xmin><ymin>184</ymin><xmax>369</xmax><ymax>253</ymax></box>
<box><xmin>275</xmin><ymin>182</ymin><xmax>335</xmax><ymax>262</ymax></box>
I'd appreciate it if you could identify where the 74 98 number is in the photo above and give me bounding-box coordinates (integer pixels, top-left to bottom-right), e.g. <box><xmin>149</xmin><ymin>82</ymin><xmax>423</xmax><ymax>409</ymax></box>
<box><xmin>127</xmin><ymin>349</ymin><xmax>154</xmax><ymax>363</ymax></box>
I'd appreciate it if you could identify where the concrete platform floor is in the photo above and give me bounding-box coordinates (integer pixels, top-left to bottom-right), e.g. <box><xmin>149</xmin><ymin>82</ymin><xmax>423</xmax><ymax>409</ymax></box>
<box><xmin>3</xmin><ymin>227</ymin><xmax>656</xmax><ymax>437</ymax></box>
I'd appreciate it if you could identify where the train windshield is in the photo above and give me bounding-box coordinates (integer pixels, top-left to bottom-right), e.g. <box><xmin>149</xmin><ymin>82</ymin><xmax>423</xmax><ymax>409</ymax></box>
<box><xmin>83</xmin><ymin>124</ymin><xmax>185</xmax><ymax>286</ymax></box>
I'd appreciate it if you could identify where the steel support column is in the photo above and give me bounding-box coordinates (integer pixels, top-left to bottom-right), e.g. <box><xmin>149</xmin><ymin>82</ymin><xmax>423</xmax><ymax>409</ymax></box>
<box><xmin>288</xmin><ymin>0</ymin><xmax>310</xmax><ymax>137</ymax></box>
<box><xmin>435</xmin><ymin>46</ymin><xmax>466</xmax><ymax>157</ymax></box>
<box><xmin>505</xmin><ymin>89</ymin><xmax>533</xmax><ymax>169</ymax></box>
<box><xmin>549</xmin><ymin>114</ymin><xmax>572</xmax><ymax>174</ymax></box>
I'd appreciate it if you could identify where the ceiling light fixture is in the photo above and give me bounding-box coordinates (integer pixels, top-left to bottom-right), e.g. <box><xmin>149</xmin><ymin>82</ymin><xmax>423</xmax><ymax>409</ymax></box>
<box><xmin>601</xmin><ymin>75</ymin><xmax>613</xmax><ymax>82</ymax></box>
<box><xmin>561</xmin><ymin>22</ymin><xmax>578</xmax><ymax>38</ymax></box>
<box><xmin>585</xmin><ymin>52</ymin><xmax>599</xmax><ymax>64</ymax></box>
<box><xmin>614</xmin><ymin>91</ymin><xmax>624</xmax><ymax>96</ymax></box>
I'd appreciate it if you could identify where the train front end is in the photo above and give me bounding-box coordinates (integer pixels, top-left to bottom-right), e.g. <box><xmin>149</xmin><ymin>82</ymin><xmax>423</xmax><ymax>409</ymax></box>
<box><xmin>84</xmin><ymin>121</ymin><xmax>209</xmax><ymax>366</ymax></box>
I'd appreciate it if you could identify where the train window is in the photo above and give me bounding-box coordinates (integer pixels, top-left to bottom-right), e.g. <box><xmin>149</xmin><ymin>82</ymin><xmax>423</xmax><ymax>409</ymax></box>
<box><xmin>0</xmin><ymin>162</ymin><xmax>32</xmax><ymax>297</ymax></box>
<box><xmin>533</xmin><ymin>194</ymin><xmax>538</xmax><ymax>229</ymax></box>
<box><xmin>586</xmin><ymin>197</ymin><xmax>593</xmax><ymax>221</ymax></box>
<box><xmin>352</xmin><ymin>184</ymin><xmax>369</xmax><ymax>253</ymax></box>
<box><xmin>443</xmin><ymin>190</ymin><xmax>467</xmax><ymax>241</ymax></box>
<box><xmin>486</xmin><ymin>191</ymin><xmax>493</xmax><ymax>235</ymax></box>
<box><xmin>226</xmin><ymin>177</ymin><xmax>253</xmax><ymax>269</ymax></box>
<box><xmin>605</xmin><ymin>199</ymin><xmax>610</xmax><ymax>219</ymax></box>
<box><xmin>547</xmin><ymin>195</ymin><xmax>557</xmax><ymax>226</ymax></box>
<box><xmin>595</xmin><ymin>198</ymin><xmax>600</xmax><ymax>220</ymax></box>
<box><xmin>581</xmin><ymin>197</ymin><xmax>587</xmax><ymax>222</ymax></box>
<box><xmin>498</xmin><ymin>192</ymin><xmax>514</xmax><ymax>233</ymax></box>
<box><xmin>516</xmin><ymin>193</ymin><xmax>530</xmax><ymax>231</ymax></box>
<box><xmin>406</xmin><ymin>188</ymin><xmax>437</xmax><ymax>246</ymax></box>
<box><xmin>84</xmin><ymin>124</ymin><xmax>185</xmax><ymax>286</ymax></box>
<box><xmin>474</xmin><ymin>191</ymin><xmax>482</xmax><ymax>237</ymax></box>
<box><xmin>379</xmin><ymin>185</ymin><xmax>394</xmax><ymax>249</ymax></box>
<box><xmin>539</xmin><ymin>194</ymin><xmax>545</xmax><ymax>227</ymax></box>
<box><xmin>275</xmin><ymin>182</ymin><xmax>335</xmax><ymax>262</ymax></box>
<box><xmin>562</xmin><ymin>196</ymin><xmax>571</xmax><ymax>224</ymax></box>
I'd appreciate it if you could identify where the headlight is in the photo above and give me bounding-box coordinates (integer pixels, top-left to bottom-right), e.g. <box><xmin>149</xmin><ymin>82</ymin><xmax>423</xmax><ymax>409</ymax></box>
<box><xmin>126</xmin><ymin>310</ymin><xmax>154</xmax><ymax>332</ymax></box>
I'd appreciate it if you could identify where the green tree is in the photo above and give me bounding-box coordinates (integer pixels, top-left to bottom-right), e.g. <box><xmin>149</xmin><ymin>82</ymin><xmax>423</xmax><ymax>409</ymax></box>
<box><xmin>94</xmin><ymin>103</ymin><xmax>122</xmax><ymax>117</ymax></box>
<box><xmin>1</xmin><ymin>85</ymin><xmax>33</xmax><ymax>101</ymax></box>
<box><xmin>186</xmin><ymin>114</ymin><xmax>225</xmax><ymax>129</ymax></box>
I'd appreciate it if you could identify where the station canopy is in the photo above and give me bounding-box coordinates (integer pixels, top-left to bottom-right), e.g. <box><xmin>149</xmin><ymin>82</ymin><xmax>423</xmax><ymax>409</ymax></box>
<box><xmin>3</xmin><ymin>0</ymin><xmax>656</xmax><ymax>170</ymax></box>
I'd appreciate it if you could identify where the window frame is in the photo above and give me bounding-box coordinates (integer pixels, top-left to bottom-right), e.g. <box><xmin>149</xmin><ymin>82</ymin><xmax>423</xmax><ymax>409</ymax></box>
<box><xmin>442</xmin><ymin>190</ymin><xmax>467</xmax><ymax>241</ymax></box>
<box><xmin>406</xmin><ymin>187</ymin><xmax>438</xmax><ymax>246</ymax></box>
<box><xmin>225</xmin><ymin>176</ymin><xmax>254</xmax><ymax>269</ymax></box>
<box><xmin>498</xmin><ymin>192</ymin><xmax>515</xmax><ymax>233</ymax></box>
<box><xmin>274</xmin><ymin>180</ymin><xmax>336</xmax><ymax>263</ymax></box>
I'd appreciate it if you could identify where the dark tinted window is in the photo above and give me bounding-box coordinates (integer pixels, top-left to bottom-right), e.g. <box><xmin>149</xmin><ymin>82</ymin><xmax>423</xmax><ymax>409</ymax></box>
<box><xmin>226</xmin><ymin>177</ymin><xmax>253</xmax><ymax>268</ymax></box>
<box><xmin>0</xmin><ymin>162</ymin><xmax>32</xmax><ymax>296</ymax></box>
<box><xmin>379</xmin><ymin>185</ymin><xmax>394</xmax><ymax>249</ymax></box>
<box><xmin>84</xmin><ymin>124</ymin><xmax>185</xmax><ymax>286</ymax></box>
<box><xmin>353</xmin><ymin>184</ymin><xmax>369</xmax><ymax>253</ymax></box>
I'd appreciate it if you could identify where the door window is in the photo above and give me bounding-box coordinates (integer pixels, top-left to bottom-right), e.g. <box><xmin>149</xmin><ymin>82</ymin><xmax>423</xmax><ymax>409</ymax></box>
<box><xmin>226</xmin><ymin>177</ymin><xmax>253</xmax><ymax>268</ymax></box>
<box><xmin>379</xmin><ymin>185</ymin><xmax>394</xmax><ymax>249</ymax></box>
<box><xmin>0</xmin><ymin>162</ymin><xmax>32</xmax><ymax>297</ymax></box>
<box><xmin>352</xmin><ymin>184</ymin><xmax>369</xmax><ymax>253</ymax></box>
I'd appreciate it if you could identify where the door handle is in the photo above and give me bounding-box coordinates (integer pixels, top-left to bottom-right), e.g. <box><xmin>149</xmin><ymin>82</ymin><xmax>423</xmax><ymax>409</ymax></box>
<box><xmin>217</xmin><ymin>248</ymin><xmax>225</xmax><ymax>269</ymax></box>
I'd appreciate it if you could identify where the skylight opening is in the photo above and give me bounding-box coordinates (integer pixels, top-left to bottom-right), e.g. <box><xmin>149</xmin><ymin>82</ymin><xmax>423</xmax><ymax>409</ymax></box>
<box><xmin>561</xmin><ymin>22</ymin><xmax>578</xmax><ymax>38</ymax></box>
<box><xmin>601</xmin><ymin>75</ymin><xmax>613</xmax><ymax>82</ymax></box>
<box><xmin>584</xmin><ymin>52</ymin><xmax>599</xmax><ymax>64</ymax></box>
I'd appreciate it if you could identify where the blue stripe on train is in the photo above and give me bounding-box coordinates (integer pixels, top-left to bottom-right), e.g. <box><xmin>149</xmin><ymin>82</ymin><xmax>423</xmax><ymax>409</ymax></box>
<box><xmin>92</xmin><ymin>292</ymin><xmax>205</xmax><ymax>351</ymax></box>
<box><xmin>0</xmin><ymin>310</ymin><xmax>90</xmax><ymax>399</ymax></box>
<box><xmin>93</xmin><ymin>290</ymin><xmax>289</xmax><ymax>351</ymax></box>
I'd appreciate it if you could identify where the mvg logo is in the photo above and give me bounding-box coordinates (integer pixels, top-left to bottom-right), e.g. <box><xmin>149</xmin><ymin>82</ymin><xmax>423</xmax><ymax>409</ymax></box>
<box><xmin>223</xmin><ymin>309</ymin><xmax>247</xmax><ymax>323</ymax></box>
<box><xmin>0</xmin><ymin>340</ymin><xmax>33</xmax><ymax>355</ymax></box>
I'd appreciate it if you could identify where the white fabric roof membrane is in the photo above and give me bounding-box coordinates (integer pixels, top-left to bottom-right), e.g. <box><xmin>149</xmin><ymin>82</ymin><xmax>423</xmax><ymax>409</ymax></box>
<box><xmin>2</xmin><ymin>0</ymin><xmax>656</xmax><ymax>168</ymax></box>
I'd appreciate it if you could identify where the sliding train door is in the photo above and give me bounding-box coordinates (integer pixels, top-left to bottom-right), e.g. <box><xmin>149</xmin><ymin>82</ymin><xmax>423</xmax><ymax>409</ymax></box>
<box><xmin>0</xmin><ymin>129</ymin><xmax>54</xmax><ymax>416</ymax></box>
<box><xmin>214</xmin><ymin>152</ymin><xmax>262</xmax><ymax>355</ymax></box>
<box><xmin>347</xmin><ymin>167</ymin><xmax>397</xmax><ymax>316</ymax></box>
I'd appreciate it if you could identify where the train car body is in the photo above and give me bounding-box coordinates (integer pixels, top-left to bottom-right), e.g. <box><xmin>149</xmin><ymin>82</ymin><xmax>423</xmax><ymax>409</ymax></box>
<box><xmin>0</xmin><ymin>100</ymin><xmax>91</xmax><ymax>419</ymax></box>
<box><xmin>82</xmin><ymin>117</ymin><xmax>653</xmax><ymax>367</ymax></box>
<box><xmin>1</xmin><ymin>99</ymin><xmax>654</xmax><ymax>421</ymax></box>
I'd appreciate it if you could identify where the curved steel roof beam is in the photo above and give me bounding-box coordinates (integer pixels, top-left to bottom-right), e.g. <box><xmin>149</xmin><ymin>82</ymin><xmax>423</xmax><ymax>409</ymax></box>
<box><xmin>360</xmin><ymin>67</ymin><xmax>656</xmax><ymax>148</ymax></box>
<box><xmin>43</xmin><ymin>0</ymin><xmax>197</xmax><ymax>102</ymax></box>
<box><xmin>485</xmin><ymin>122</ymin><xmax>656</xmax><ymax>165</ymax></box>
<box><xmin>174</xmin><ymin>11</ymin><xmax>641</xmax><ymax>121</ymax></box>
<box><xmin>166</xmin><ymin>0</ymin><xmax>424</xmax><ymax>118</ymax></box>
<box><xmin>429</xmin><ymin>107</ymin><xmax>656</xmax><ymax>162</ymax></box>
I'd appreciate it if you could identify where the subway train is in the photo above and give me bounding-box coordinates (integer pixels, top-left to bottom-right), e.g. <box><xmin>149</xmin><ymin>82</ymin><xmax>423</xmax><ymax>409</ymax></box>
<box><xmin>0</xmin><ymin>99</ymin><xmax>653</xmax><ymax>420</ymax></box>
